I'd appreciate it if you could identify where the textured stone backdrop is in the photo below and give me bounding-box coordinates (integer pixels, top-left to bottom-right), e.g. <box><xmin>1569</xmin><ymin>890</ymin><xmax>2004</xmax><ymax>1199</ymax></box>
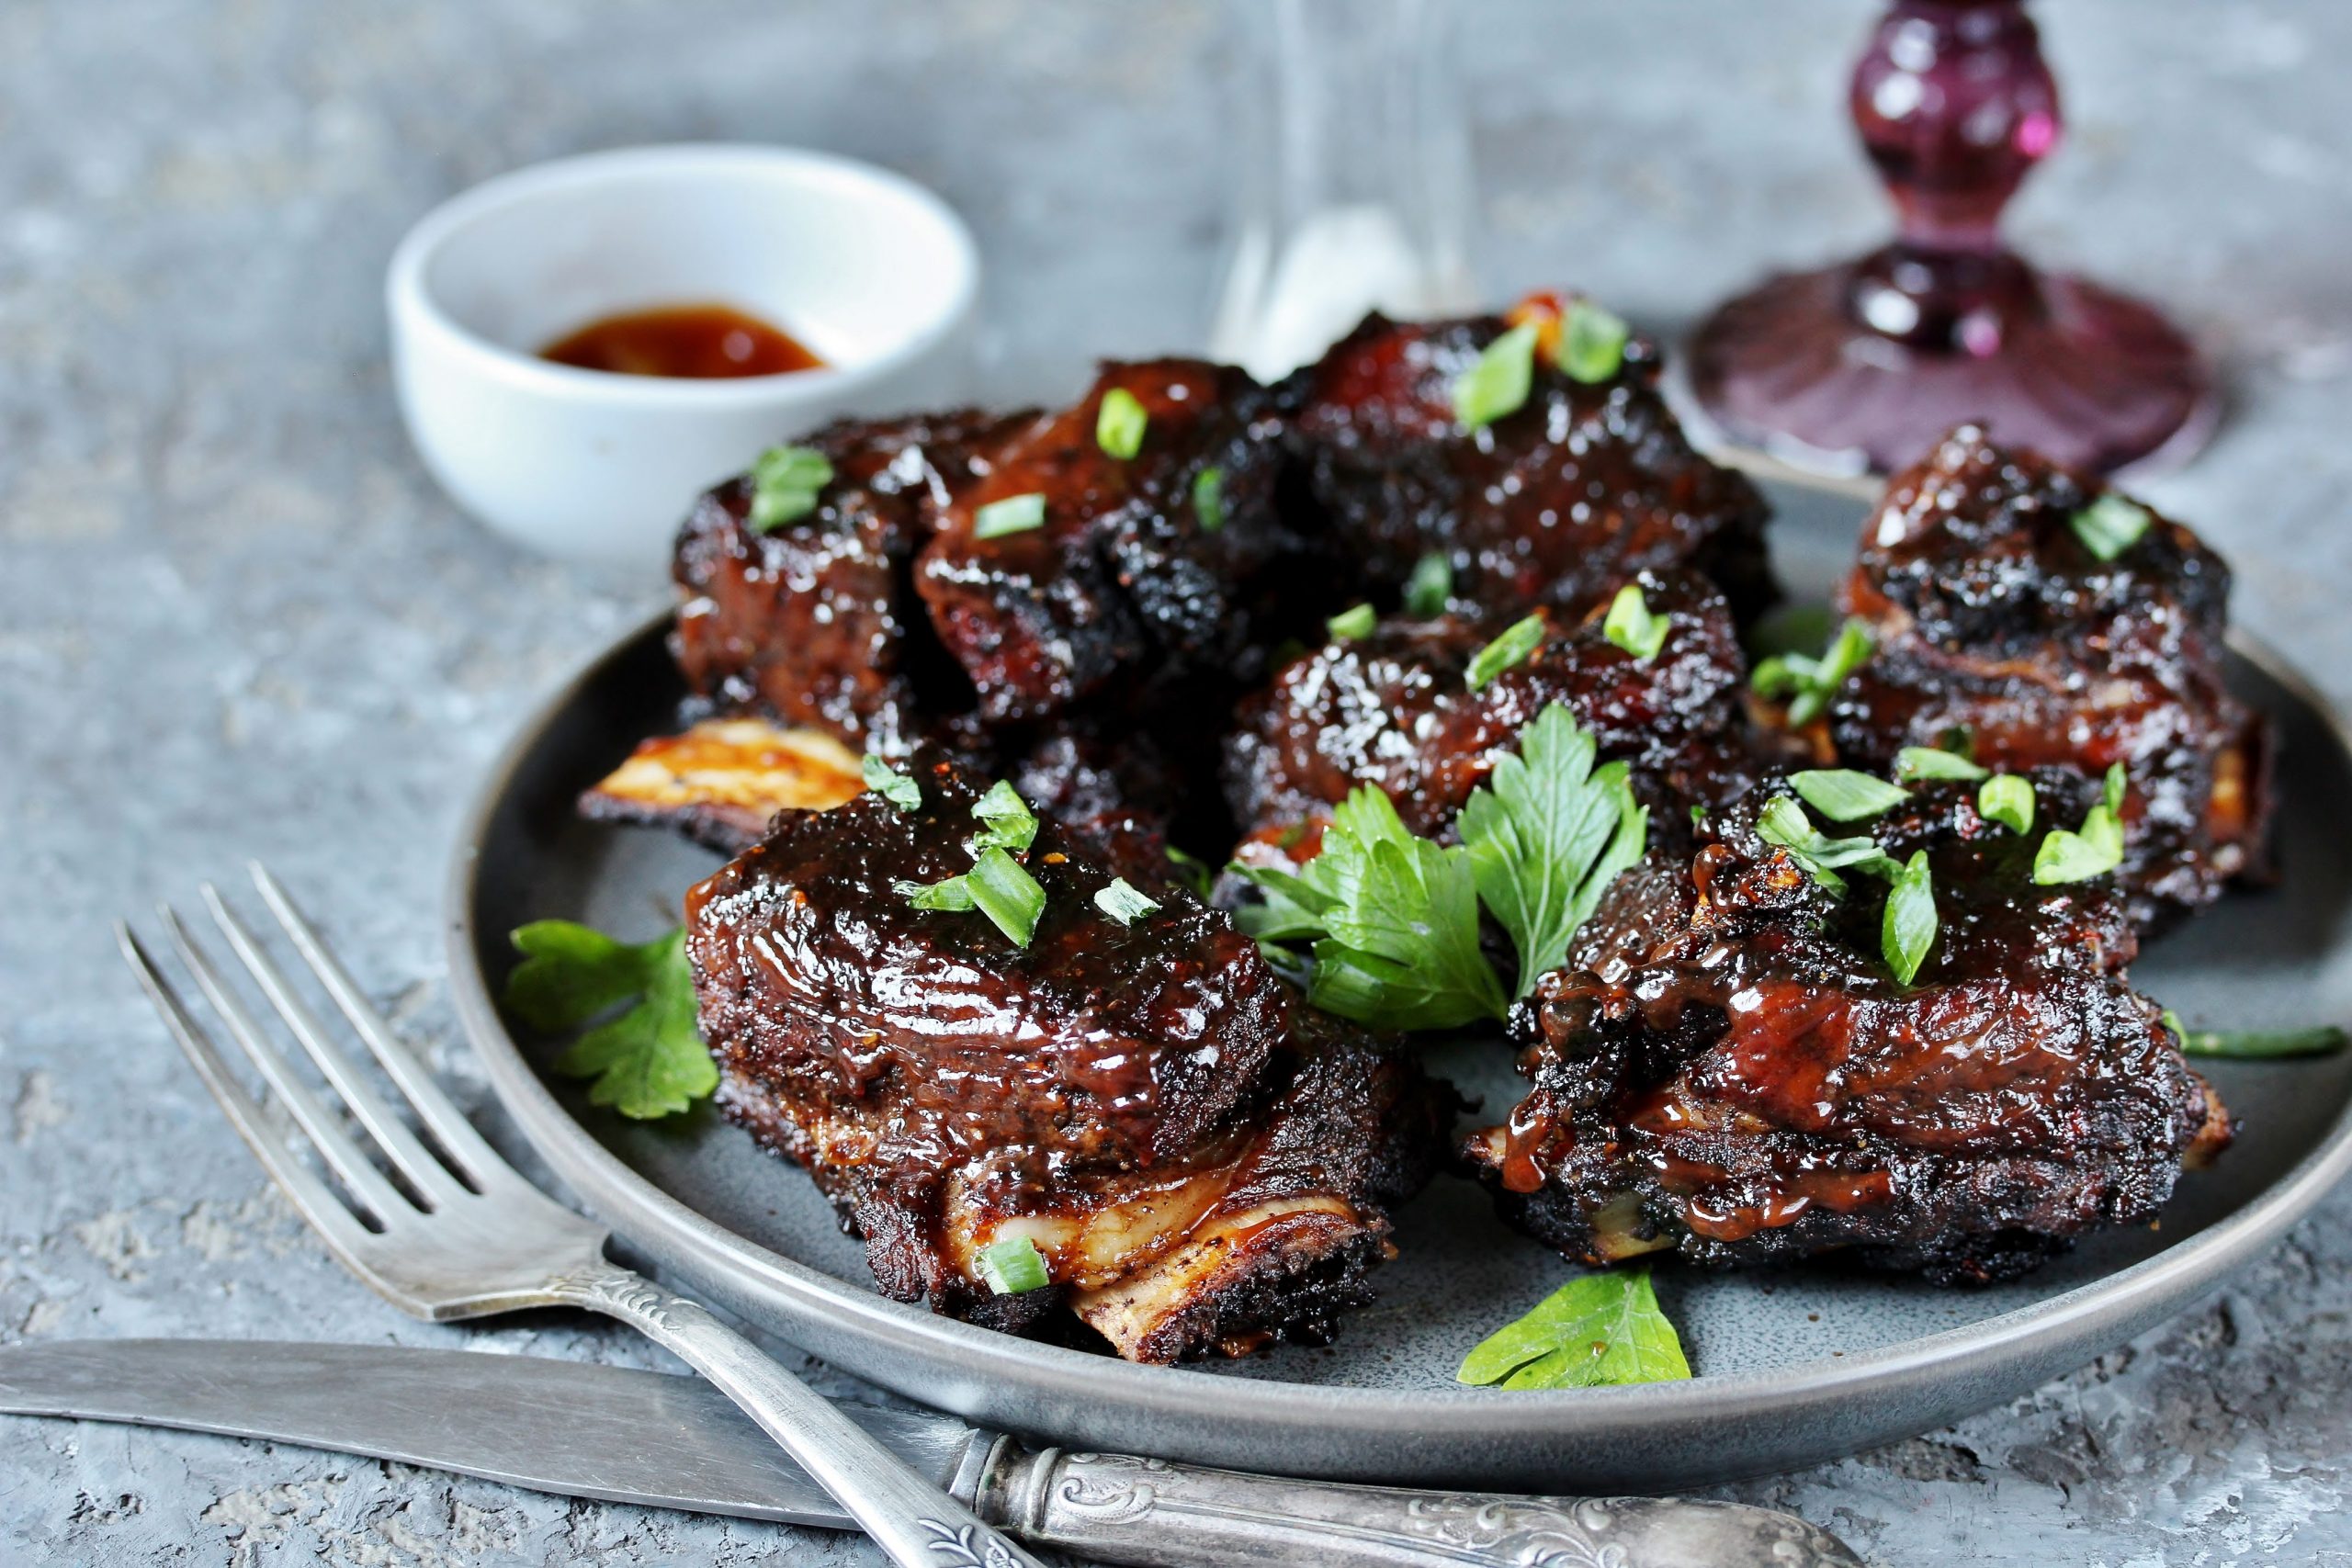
<box><xmin>4</xmin><ymin>1</ymin><xmax>2350</xmax><ymax>1562</ymax></box>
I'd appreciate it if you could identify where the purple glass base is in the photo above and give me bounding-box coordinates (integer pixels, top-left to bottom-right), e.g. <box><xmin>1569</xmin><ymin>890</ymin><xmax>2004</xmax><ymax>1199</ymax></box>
<box><xmin>1686</xmin><ymin>254</ymin><xmax>2218</xmax><ymax>479</ymax></box>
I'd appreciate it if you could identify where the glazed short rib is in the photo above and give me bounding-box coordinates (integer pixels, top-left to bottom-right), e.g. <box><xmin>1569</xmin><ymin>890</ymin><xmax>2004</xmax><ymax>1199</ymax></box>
<box><xmin>684</xmin><ymin>754</ymin><xmax>1453</xmax><ymax>1361</ymax></box>
<box><xmin>1465</xmin><ymin>777</ymin><xmax>2233</xmax><ymax>1285</ymax></box>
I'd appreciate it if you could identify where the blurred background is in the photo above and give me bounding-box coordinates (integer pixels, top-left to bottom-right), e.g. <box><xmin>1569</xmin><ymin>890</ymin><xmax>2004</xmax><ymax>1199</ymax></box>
<box><xmin>5</xmin><ymin>3</ymin><xmax>2349</xmax><ymax>1563</ymax></box>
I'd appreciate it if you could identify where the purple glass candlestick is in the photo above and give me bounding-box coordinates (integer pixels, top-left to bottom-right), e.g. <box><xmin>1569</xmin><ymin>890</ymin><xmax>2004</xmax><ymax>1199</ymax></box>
<box><xmin>1688</xmin><ymin>0</ymin><xmax>2215</xmax><ymax>478</ymax></box>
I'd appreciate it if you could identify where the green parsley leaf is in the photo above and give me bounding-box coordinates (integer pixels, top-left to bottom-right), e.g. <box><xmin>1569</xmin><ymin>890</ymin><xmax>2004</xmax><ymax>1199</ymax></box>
<box><xmin>1459</xmin><ymin>704</ymin><xmax>1648</xmax><ymax>999</ymax></box>
<box><xmin>1094</xmin><ymin>877</ymin><xmax>1160</xmax><ymax>925</ymax></box>
<box><xmin>895</xmin><ymin>874</ymin><xmax>975</xmax><ymax>911</ymax></box>
<box><xmin>974</xmin><ymin>491</ymin><xmax>1046</xmax><ymax>540</ymax></box>
<box><xmin>1978</xmin><ymin>773</ymin><xmax>2035</xmax><ymax>834</ymax></box>
<box><xmin>1453</xmin><ymin>322</ymin><xmax>1539</xmax><ymax>430</ymax></box>
<box><xmin>1405</xmin><ymin>552</ymin><xmax>1453</xmax><ymax>617</ymax></box>
<box><xmin>861</xmin><ymin>754</ymin><xmax>920</xmax><ymax>812</ymax></box>
<box><xmin>2164</xmin><ymin>1011</ymin><xmax>2349</xmax><ymax>1059</ymax></box>
<box><xmin>2071</xmin><ymin>493</ymin><xmax>2153</xmax><ymax>562</ymax></box>
<box><xmin>1467</xmin><ymin>613</ymin><xmax>1546</xmax><ymax>691</ymax></box>
<box><xmin>747</xmin><ymin>445</ymin><xmax>834</xmax><ymax>534</ymax></box>
<box><xmin>975</xmin><ymin>1235</ymin><xmax>1051</xmax><ymax>1294</ymax></box>
<box><xmin>1754</xmin><ymin>795</ymin><xmax>1901</xmax><ymax>893</ymax></box>
<box><xmin>1895</xmin><ymin>745</ymin><xmax>1986</xmax><ymax>784</ymax></box>
<box><xmin>1883</xmin><ymin>850</ymin><xmax>1938</xmax><ymax>986</ymax></box>
<box><xmin>1327</xmin><ymin>603</ymin><xmax>1377</xmax><ymax>642</ymax></box>
<box><xmin>1602</xmin><ymin>582</ymin><xmax>1669</xmax><ymax>662</ymax></box>
<box><xmin>1457</xmin><ymin>1268</ymin><xmax>1690</xmax><ymax>1390</ymax></box>
<box><xmin>1752</xmin><ymin>618</ymin><xmax>1873</xmax><ymax>727</ymax></box>
<box><xmin>967</xmin><ymin>847</ymin><xmax>1046</xmax><ymax>948</ymax></box>
<box><xmin>1193</xmin><ymin>466</ymin><xmax>1226</xmax><ymax>533</ymax></box>
<box><xmin>1238</xmin><ymin>785</ymin><xmax>1508</xmax><ymax>1030</ymax></box>
<box><xmin>969</xmin><ymin>780</ymin><xmax>1037</xmax><ymax>853</ymax></box>
<box><xmin>1789</xmin><ymin>768</ymin><xmax>1910</xmax><ymax>822</ymax></box>
<box><xmin>504</xmin><ymin>923</ymin><xmax>715</xmax><ymax>1120</ymax></box>
<box><xmin>1094</xmin><ymin>387</ymin><xmax>1148</xmax><ymax>459</ymax></box>
<box><xmin>2032</xmin><ymin>775</ymin><xmax>2127</xmax><ymax>885</ymax></box>
<box><xmin>1164</xmin><ymin>846</ymin><xmax>1213</xmax><ymax>898</ymax></box>
<box><xmin>1557</xmin><ymin>299</ymin><xmax>1631</xmax><ymax>385</ymax></box>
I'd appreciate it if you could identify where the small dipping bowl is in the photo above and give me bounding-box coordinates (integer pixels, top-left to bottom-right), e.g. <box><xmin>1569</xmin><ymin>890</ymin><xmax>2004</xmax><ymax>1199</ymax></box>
<box><xmin>387</xmin><ymin>144</ymin><xmax>979</xmax><ymax>569</ymax></box>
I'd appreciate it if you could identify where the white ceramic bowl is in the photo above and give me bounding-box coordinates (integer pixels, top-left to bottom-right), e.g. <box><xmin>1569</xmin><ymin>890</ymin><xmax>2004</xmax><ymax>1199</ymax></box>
<box><xmin>386</xmin><ymin>144</ymin><xmax>980</xmax><ymax>570</ymax></box>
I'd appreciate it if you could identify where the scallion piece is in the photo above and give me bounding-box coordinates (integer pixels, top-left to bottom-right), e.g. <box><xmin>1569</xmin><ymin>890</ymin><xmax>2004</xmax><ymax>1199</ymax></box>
<box><xmin>969</xmin><ymin>780</ymin><xmax>1037</xmax><ymax>853</ymax></box>
<box><xmin>895</xmin><ymin>875</ymin><xmax>974</xmax><ymax>911</ymax></box>
<box><xmin>974</xmin><ymin>491</ymin><xmax>1046</xmax><ymax>540</ymax></box>
<box><xmin>861</xmin><ymin>754</ymin><xmax>920</xmax><ymax>812</ymax></box>
<box><xmin>1895</xmin><ymin>746</ymin><xmax>1986</xmax><ymax>783</ymax></box>
<box><xmin>1095</xmin><ymin>387</ymin><xmax>1148</xmax><ymax>459</ymax></box>
<box><xmin>975</xmin><ymin>1235</ymin><xmax>1051</xmax><ymax>1295</ymax></box>
<box><xmin>1453</xmin><ymin>323</ymin><xmax>1539</xmax><ymax>431</ymax></box>
<box><xmin>1192</xmin><ymin>465</ymin><xmax>1226</xmax><ymax>533</ymax></box>
<box><xmin>1466</xmin><ymin>613</ymin><xmax>1545</xmax><ymax>691</ymax></box>
<box><xmin>1404</xmin><ymin>552</ymin><xmax>1453</xmax><ymax>617</ymax></box>
<box><xmin>1602</xmin><ymin>582</ymin><xmax>1668</xmax><ymax>661</ymax></box>
<box><xmin>747</xmin><ymin>445</ymin><xmax>833</xmax><ymax>533</ymax></box>
<box><xmin>1093</xmin><ymin>877</ymin><xmax>1160</xmax><ymax>926</ymax></box>
<box><xmin>1558</xmin><ymin>299</ymin><xmax>1630</xmax><ymax>384</ymax></box>
<box><xmin>1751</xmin><ymin>618</ymin><xmax>1873</xmax><ymax>727</ymax></box>
<box><xmin>2071</xmin><ymin>493</ymin><xmax>2153</xmax><ymax>562</ymax></box>
<box><xmin>1882</xmin><ymin>850</ymin><xmax>1937</xmax><ymax>987</ymax></box>
<box><xmin>1789</xmin><ymin>768</ymin><xmax>1909</xmax><ymax>822</ymax></box>
<box><xmin>1328</xmin><ymin>603</ymin><xmax>1376</xmax><ymax>642</ymax></box>
<box><xmin>2164</xmin><ymin>1012</ymin><xmax>2349</xmax><ymax>1059</ymax></box>
<box><xmin>967</xmin><ymin>847</ymin><xmax>1046</xmax><ymax>948</ymax></box>
<box><xmin>1977</xmin><ymin>774</ymin><xmax>2035</xmax><ymax>834</ymax></box>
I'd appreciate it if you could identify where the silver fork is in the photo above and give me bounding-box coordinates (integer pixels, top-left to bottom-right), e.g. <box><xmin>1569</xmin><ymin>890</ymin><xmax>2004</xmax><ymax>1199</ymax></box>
<box><xmin>119</xmin><ymin>863</ymin><xmax>1043</xmax><ymax>1568</ymax></box>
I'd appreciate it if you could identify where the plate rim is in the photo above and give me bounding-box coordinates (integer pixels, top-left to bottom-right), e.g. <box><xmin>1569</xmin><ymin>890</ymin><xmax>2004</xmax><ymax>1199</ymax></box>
<box><xmin>443</xmin><ymin>597</ymin><xmax>2352</xmax><ymax>1461</ymax></box>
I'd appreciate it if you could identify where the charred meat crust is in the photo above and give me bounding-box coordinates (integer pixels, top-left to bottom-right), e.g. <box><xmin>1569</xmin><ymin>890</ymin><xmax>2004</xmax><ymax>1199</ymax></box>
<box><xmin>1221</xmin><ymin>569</ymin><xmax>1770</xmax><ymax>853</ymax></box>
<box><xmin>1831</xmin><ymin>423</ymin><xmax>2270</xmax><ymax>928</ymax></box>
<box><xmin>1464</xmin><ymin>779</ymin><xmax>2230</xmax><ymax>1285</ymax></box>
<box><xmin>1284</xmin><ymin>311</ymin><xmax>1776</xmax><ymax>624</ymax></box>
<box><xmin>671</xmin><ymin>409</ymin><xmax>1025</xmax><ymax>752</ymax></box>
<box><xmin>684</xmin><ymin>754</ymin><xmax>1453</xmax><ymax>1360</ymax></box>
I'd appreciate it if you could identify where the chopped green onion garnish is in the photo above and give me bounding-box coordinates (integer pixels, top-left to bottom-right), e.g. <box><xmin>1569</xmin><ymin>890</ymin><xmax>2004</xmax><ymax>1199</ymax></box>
<box><xmin>1895</xmin><ymin>746</ymin><xmax>1986</xmax><ymax>783</ymax></box>
<box><xmin>2164</xmin><ymin>1011</ymin><xmax>2349</xmax><ymax>1059</ymax></box>
<box><xmin>1164</xmin><ymin>846</ymin><xmax>1212</xmax><ymax>898</ymax></box>
<box><xmin>975</xmin><ymin>1235</ymin><xmax>1051</xmax><ymax>1295</ymax></box>
<box><xmin>2032</xmin><ymin>773</ymin><xmax>2127</xmax><ymax>886</ymax></box>
<box><xmin>974</xmin><ymin>492</ymin><xmax>1046</xmax><ymax>540</ymax></box>
<box><xmin>895</xmin><ymin>874</ymin><xmax>975</xmax><ymax>911</ymax></box>
<box><xmin>1093</xmin><ymin>877</ymin><xmax>1161</xmax><ymax>926</ymax></box>
<box><xmin>1328</xmin><ymin>603</ymin><xmax>1376</xmax><ymax>642</ymax></box>
<box><xmin>1453</xmin><ymin>322</ymin><xmax>1540</xmax><ymax>431</ymax></box>
<box><xmin>1404</xmin><ymin>552</ymin><xmax>1453</xmax><ymax>617</ymax></box>
<box><xmin>747</xmin><ymin>445</ymin><xmax>833</xmax><ymax>533</ymax></box>
<box><xmin>969</xmin><ymin>780</ymin><xmax>1037</xmax><ymax>853</ymax></box>
<box><xmin>1602</xmin><ymin>582</ymin><xmax>1669</xmax><ymax>662</ymax></box>
<box><xmin>967</xmin><ymin>847</ymin><xmax>1046</xmax><ymax>948</ymax></box>
<box><xmin>1882</xmin><ymin>850</ymin><xmax>1937</xmax><ymax>987</ymax></box>
<box><xmin>1978</xmin><ymin>773</ymin><xmax>2035</xmax><ymax>834</ymax></box>
<box><xmin>1789</xmin><ymin>768</ymin><xmax>1910</xmax><ymax>821</ymax></box>
<box><xmin>1466</xmin><ymin>613</ymin><xmax>1546</xmax><ymax>691</ymax></box>
<box><xmin>1751</xmin><ymin>618</ymin><xmax>1873</xmax><ymax>727</ymax></box>
<box><xmin>2071</xmin><ymin>493</ymin><xmax>2153</xmax><ymax>562</ymax></box>
<box><xmin>1192</xmin><ymin>465</ymin><xmax>1226</xmax><ymax>533</ymax></box>
<box><xmin>1558</xmin><ymin>299</ymin><xmax>1630</xmax><ymax>384</ymax></box>
<box><xmin>1755</xmin><ymin>795</ymin><xmax>1901</xmax><ymax>893</ymax></box>
<box><xmin>861</xmin><ymin>755</ymin><xmax>921</xmax><ymax>812</ymax></box>
<box><xmin>1095</xmin><ymin>387</ymin><xmax>1148</xmax><ymax>459</ymax></box>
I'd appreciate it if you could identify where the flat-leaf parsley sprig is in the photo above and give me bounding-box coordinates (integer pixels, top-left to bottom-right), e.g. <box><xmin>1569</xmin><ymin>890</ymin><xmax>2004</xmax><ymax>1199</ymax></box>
<box><xmin>503</xmin><ymin>922</ymin><xmax>715</xmax><ymax>1120</ymax></box>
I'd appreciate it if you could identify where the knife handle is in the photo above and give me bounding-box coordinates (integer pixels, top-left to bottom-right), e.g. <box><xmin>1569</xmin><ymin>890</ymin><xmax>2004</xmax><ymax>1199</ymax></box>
<box><xmin>974</xmin><ymin>1443</ymin><xmax>1864</xmax><ymax>1568</ymax></box>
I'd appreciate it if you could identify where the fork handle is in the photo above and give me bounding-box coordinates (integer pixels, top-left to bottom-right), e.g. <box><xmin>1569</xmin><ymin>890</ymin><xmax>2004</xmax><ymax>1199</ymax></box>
<box><xmin>554</xmin><ymin>1263</ymin><xmax>1044</xmax><ymax>1568</ymax></box>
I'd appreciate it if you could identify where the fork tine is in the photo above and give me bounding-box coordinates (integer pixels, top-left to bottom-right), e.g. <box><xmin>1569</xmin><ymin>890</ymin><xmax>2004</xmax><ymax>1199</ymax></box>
<box><xmin>157</xmin><ymin>902</ymin><xmax>415</xmax><ymax>1226</ymax></box>
<box><xmin>118</xmin><ymin>924</ymin><xmax>378</xmax><ymax>1263</ymax></box>
<box><xmin>247</xmin><ymin>863</ymin><xmax>511</xmax><ymax>1188</ymax></box>
<box><xmin>201</xmin><ymin>886</ymin><xmax>472</xmax><ymax>1208</ymax></box>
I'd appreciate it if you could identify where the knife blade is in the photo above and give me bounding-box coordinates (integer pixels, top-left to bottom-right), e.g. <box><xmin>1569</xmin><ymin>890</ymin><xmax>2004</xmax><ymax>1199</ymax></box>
<box><xmin>0</xmin><ymin>1338</ymin><xmax>1866</xmax><ymax>1567</ymax></box>
<box><xmin>0</xmin><ymin>1337</ymin><xmax>949</xmax><ymax>1528</ymax></box>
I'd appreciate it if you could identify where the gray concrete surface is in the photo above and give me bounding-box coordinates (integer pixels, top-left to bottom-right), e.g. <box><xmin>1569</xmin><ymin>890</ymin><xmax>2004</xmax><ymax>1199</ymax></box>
<box><xmin>5</xmin><ymin>1</ymin><xmax>2350</xmax><ymax>1562</ymax></box>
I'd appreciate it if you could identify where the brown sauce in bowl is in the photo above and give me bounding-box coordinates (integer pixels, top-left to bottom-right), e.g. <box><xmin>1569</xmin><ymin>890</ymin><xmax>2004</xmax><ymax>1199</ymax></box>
<box><xmin>539</xmin><ymin>303</ymin><xmax>824</xmax><ymax>379</ymax></box>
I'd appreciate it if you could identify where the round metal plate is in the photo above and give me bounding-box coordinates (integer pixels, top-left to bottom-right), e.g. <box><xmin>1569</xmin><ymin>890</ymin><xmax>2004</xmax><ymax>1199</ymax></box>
<box><xmin>444</xmin><ymin>478</ymin><xmax>2352</xmax><ymax>1488</ymax></box>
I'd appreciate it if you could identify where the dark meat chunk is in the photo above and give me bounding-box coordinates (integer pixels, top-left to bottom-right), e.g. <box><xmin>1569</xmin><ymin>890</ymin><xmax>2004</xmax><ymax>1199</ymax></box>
<box><xmin>1287</xmin><ymin>307</ymin><xmax>1774</xmax><ymax>622</ymax></box>
<box><xmin>916</xmin><ymin>360</ymin><xmax>1324</xmax><ymax>725</ymax></box>
<box><xmin>1831</xmin><ymin>423</ymin><xmax>2269</xmax><ymax>927</ymax></box>
<box><xmin>685</xmin><ymin>755</ymin><xmax>1452</xmax><ymax>1360</ymax></box>
<box><xmin>1222</xmin><ymin>569</ymin><xmax>1772</xmax><ymax>861</ymax></box>
<box><xmin>672</xmin><ymin>410</ymin><xmax>1027</xmax><ymax>750</ymax></box>
<box><xmin>1464</xmin><ymin>779</ymin><xmax>2232</xmax><ymax>1285</ymax></box>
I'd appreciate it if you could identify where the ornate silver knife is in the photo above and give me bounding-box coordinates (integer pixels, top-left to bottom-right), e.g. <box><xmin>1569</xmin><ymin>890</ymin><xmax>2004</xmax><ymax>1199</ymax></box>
<box><xmin>0</xmin><ymin>1339</ymin><xmax>1862</xmax><ymax>1567</ymax></box>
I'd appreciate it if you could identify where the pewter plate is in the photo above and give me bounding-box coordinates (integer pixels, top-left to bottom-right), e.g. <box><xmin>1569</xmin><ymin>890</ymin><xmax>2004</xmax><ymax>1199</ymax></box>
<box><xmin>445</xmin><ymin>478</ymin><xmax>2352</xmax><ymax>1488</ymax></box>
